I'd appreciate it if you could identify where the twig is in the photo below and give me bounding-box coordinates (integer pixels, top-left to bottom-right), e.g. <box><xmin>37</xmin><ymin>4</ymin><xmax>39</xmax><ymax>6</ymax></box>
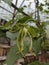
<box><xmin>12</xmin><ymin>0</ymin><xmax>18</xmax><ymax>23</ymax></box>
<box><xmin>34</xmin><ymin>0</ymin><xmax>40</xmax><ymax>27</ymax></box>
<box><xmin>11</xmin><ymin>3</ymin><xmax>30</xmax><ymax>17</ymax></box>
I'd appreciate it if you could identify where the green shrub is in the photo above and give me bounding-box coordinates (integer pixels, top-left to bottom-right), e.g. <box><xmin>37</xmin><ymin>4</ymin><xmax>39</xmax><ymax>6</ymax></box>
<box><xmin>28</xmin><ymin>61</ymin><xmax>49</xmax><ymax>65</ymax></box>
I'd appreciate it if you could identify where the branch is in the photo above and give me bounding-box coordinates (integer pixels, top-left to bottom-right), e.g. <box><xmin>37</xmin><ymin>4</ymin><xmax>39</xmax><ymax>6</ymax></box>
<box><xmin>11</xmin><ymin>3</ymin><xmax>30</xmax><ymax>17</ymax></box>
<box><xmin>34</xmin><ymin>0</ymin><xmax>40</xmax><ymax>27</ymax></box>
<box><xmin>12</xmin><ymin>0</ymin><xmax>18</xmax><ymax>23</ymax></box>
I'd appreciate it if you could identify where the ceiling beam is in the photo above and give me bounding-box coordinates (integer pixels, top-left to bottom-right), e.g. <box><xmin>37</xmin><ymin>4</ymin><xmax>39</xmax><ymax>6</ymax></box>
<box><xmin>0</xmin><ymin>6</ymin><xmax>13</xmax><ymax>14</ymax></box>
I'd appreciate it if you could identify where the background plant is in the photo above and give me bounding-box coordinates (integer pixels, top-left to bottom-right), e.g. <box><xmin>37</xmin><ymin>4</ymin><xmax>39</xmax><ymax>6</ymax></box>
<box><xmin>0</xmin><ymin>0</ymin><xmax>49</xmax><ymax>65</ymax></box>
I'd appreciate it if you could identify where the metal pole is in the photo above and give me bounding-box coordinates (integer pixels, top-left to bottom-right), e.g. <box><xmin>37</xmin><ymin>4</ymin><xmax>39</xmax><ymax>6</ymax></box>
<box><xmin>34</xmin><ymin>0</ymin><xmax>40</xmax><ymax>27</ymax></box>
<box><xmin>0</xmin><ymin>6</ymin><xmax>13</xmax><ymax>14</ymax></box>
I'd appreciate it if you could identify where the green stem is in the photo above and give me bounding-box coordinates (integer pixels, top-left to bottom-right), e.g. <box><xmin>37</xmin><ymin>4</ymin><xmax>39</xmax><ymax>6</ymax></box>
<box><xmin>16</xmin><ymin>29</ymin><xmax>24</xmax><ymax>56</ymax></box>
<box><xmin>27</xmin><ymin>31</ymin><xmax>33</xmax><ymax>53</ymax></box>
<box><xmin>21</xmin><ymin>28</ymin><xmax>27</xmax><ymax>51</ymax></box>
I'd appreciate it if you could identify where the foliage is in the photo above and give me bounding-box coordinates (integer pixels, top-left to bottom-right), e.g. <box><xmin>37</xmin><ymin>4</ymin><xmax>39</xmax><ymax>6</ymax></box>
<box><xmin>33</xmin><ymin>37</ymin><xmax>42</xmax><ymax>54</ymax></box>
<box><xmin>5</xmin><ymin>15</ymin><xmax>49</xmax><ymax>65</ymax></box>
<box><xmin>4</xmin><ymin>14</ymin><xmax>41</xmax><ymax>65</ymax></box>
<box><xmin>0</xmin><ymin>26</ymin><xmax>8</xmax><ymax>37</ymax></box>
<box><xmin>3</xmin><ymin>14</ymin><xmax>40</xmax><ymax>65</ymax></box>
<box><xmin>28</xmin><ymin>61</ymin><xmax>49</xmax><ymax>65</ymax></box>
<box><xmin>0</xmin><ymin>30</ymin><xmax>6</xmax><ymax>37</ymax></box>
<box><xmin>0</xmin><ymin>0</ymin><xmax>49</xmax><ymax>65</ymax></box>
<box><xmin>6</xmin><ymin>44</ymin><xmax>23</xmax><ymax>65</ymax></box>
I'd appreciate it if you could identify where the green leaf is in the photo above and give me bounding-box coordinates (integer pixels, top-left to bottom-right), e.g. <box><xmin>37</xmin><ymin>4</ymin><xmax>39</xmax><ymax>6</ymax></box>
<box><xmin>4</xmin><ymin>20</ymin><xmax>12</xmax><ymax>29</ymax></box>
<box><xmin>37</xmin><ymin>5</ymin><xmax>43</xmax><ymax>11</ymax></box>
<box><xmin>6</xmin><ymin>45</ymin><xmax>18</xmax><ymax>65</ymax></box>
<box><xmin>19</xmin><ymin>8</ymin><xmax>24</xmax><ymax>12</ymax></box>
<box><xmin>17</xmin><ymin>16</ymin><xmax>30</xmax><ymax>23</ymax></box>
<box><xmin>6</xmin><ymin>32</ymin><xmax>18</xmax><ymax>40</ymax></box>
<box><xmin>33</xmin><ymin>37</ymin><xmax>42</xmax><ymax>54</ymax></box>
<box><xmin>27</xmin><ymin>26</ymin><xmax>39</xmax><ymax>37</ymax></box>
<box><xmin>6</xmin><ymin>44</ymin><xmax>22</xmax><ymax>65</ymax></box>
<box><xmin>40</xmin><ymin>3</ymin><xmax>45</xmax><ymax>6</ymax></box>
<box><xmin>23</xmin><ymin>5</ymin><xmax>27</xmax><ymax>8</ymax></box>
<box><xmin>40</xmin><ymin>21</ymin><xmax>49</xmax><ymax>27</ymax></box>
<box><xmin>46</xmin><ymin>2</ymin><xmax>49</xmax><ymax>6</ymax></box>
<box><xmin>44</xmin><ymin>10</ymin><xmax>49</xmax><ymax>14</ymax></box>
<box><xmin>17</xmin><ymin>16</ymin><xmax>37</xmax><ymax>24</ymax></box>
<box><xmin>23</xmin><ymin>40</ymin><xmax>30</xmax><ymax>55</ymax></box>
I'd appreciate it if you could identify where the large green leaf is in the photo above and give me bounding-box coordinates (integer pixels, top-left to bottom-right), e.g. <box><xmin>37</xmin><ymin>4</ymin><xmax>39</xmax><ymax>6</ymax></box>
<box><xmin>6</xmin><ymin>44</ymin><xmax>22</xmax><ymax>65</ymax></box>
<box><xmin>6</xmin><ymin>45</ymin><xmax>18</xmax><ymax>65</ymax></box>
<box><xmin>23</xmin><ymin>38</ymin><xmax>30</xmax><ymax>55</ymax></box>
<box><xmin>33</xmin><ymin>37</ymin><xmax>42</xmax><ymax>54</ymax></box>
<box><xmin>6</xmin><ymin>32</ymin><xmax>18</xmax><ymax>40</ymax></box>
